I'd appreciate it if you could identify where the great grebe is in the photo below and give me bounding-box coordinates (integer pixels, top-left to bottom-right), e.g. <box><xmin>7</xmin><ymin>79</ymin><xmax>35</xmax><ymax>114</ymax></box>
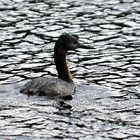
<box><xmin>20</xmin><ymin>33</ymin><xmax>83</xmax><ymax>100</ymax></box>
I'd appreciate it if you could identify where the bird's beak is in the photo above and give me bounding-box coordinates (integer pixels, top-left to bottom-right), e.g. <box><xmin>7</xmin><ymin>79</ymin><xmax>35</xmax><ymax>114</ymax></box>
<box><xmin>77</xmin><ymin>43</ymin><xmax>93</xmax><ymax>49</ymax></box>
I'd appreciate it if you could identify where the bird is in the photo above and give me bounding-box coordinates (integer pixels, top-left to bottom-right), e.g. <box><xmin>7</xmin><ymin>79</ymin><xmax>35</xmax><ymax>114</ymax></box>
<box><xmin>20</xmin><ymin>33</ymin><xmax>84</xmax><ymax>100</ymax></box>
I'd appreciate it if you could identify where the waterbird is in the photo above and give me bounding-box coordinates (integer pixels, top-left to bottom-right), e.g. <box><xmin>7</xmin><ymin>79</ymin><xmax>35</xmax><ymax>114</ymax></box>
<box><xmin>20</xmin><ymin>33</ymin><xmax>86</xmax><ymax>100</ymax></box>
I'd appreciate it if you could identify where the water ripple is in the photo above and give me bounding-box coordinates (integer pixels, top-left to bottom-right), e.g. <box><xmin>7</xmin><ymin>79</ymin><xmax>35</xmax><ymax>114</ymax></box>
<box><xmin>0</xmin><ymin>0</ymin><xmax>140</xmax><ymax>139</ymax></box>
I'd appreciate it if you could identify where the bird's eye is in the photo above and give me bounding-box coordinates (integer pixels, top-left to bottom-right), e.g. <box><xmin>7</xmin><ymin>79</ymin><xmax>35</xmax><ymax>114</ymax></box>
<box><xmin>73</xmin><ymin>39</ymin><xmax>78</xmax><ymax>45</ymax></box>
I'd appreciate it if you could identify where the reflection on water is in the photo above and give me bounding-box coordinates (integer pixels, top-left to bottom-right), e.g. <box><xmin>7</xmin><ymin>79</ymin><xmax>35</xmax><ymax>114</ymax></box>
<box><xmin>0</xmin><ymin>0</ymin><xmax>140</xmax><ymax>139</ymax></box>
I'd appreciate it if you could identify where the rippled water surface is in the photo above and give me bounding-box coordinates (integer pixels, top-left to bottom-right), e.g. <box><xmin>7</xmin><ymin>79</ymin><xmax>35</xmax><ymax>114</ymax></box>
<box><xmin>0</xmin><ymin>0</ymin><xmax>140</xmax><ymax>139</ymax></box>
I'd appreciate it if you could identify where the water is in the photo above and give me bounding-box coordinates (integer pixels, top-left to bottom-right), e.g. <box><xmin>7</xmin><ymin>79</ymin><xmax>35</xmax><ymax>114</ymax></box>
<box><xmin>0</xmin><ymin>0</ymin><xmax>140</xmax><ymax>139</ymax></box>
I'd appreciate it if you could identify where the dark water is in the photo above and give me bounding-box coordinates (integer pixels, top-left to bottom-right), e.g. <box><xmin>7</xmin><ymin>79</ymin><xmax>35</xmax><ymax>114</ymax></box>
<box><xmin>0</xmin><ymin>0</ymin><xmax>140</xmax><ymax>139</ymax></box>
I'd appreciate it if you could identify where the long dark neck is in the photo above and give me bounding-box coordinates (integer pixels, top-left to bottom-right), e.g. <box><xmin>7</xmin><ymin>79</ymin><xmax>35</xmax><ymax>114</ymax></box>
<box><xmin>54</xmin><ymin>47</ymin><xmax>73</xmax><ymax>83</ymax></box>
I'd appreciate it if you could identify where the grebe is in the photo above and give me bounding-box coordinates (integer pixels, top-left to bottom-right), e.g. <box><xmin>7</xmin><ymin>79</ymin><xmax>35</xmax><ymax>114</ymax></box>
<box><xmin>20</xmin><ymin>33</ymin><xmax>83</xmax><ymax>100</ymax></box>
